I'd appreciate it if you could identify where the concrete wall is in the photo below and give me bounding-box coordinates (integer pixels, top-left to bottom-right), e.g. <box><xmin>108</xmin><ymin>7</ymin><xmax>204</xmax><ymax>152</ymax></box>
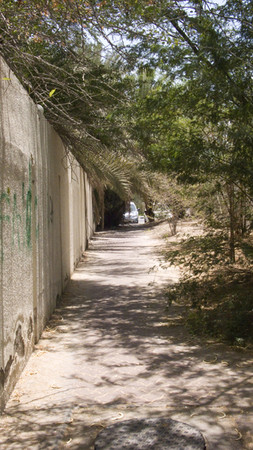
<box><xmin>0</xmin><ymin>57</ymin><xmax>95</xmax><ymax>409</ymax></box>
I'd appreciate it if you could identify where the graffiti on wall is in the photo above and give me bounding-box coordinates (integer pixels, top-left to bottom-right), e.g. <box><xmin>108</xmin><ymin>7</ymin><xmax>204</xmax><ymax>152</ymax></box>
<box><xmin>0</xmin><ymin>160</ymin><xmax>38</xmax><ymax>263</ymax></box>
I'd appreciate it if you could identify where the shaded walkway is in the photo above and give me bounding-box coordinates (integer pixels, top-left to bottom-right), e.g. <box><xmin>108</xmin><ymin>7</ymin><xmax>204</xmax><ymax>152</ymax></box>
<box><xmin>0</xmin><ymin>224</ymin><xmax>252</xmax><ymax>449</ymax></box>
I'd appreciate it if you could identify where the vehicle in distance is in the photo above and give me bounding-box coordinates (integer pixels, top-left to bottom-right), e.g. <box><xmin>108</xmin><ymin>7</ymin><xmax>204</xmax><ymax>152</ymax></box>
<box><xmin>123</xmin><ymin>201</ymin><xmax>139</xmax><ymax>223</ymax></box>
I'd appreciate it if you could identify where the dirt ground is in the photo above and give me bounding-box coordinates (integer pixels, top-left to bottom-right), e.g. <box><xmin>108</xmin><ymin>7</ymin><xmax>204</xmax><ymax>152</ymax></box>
<box><xmin>0</xmin><ymin>221</ymin><xmax>252</xmax><ymax>449</ymax></box>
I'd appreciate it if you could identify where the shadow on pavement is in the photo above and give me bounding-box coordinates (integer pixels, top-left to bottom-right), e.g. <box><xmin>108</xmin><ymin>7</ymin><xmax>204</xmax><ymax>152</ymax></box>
<box><xmin>0</xmin><ymin>227</ymin><xmax>252</xmax><ymax>449</ymax></box>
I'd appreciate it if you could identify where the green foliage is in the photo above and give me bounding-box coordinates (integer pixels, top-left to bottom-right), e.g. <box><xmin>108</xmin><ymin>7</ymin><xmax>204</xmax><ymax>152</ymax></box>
<box><xmin>90</xmin><ymin>0</ymin><xmax>253</xmax><ymax>192</ymax></box>
<box><xmin>166</xmin><ymin>268</ymin><xmax>253</xmax><ymax>345</ymax></box>
<box><xmin>186</xmin><ymin>287</ymin><xmax>253</xmax><ymax>345</ymax></box>
<box><xmin>164</xmin><ymin>228</ymin><xmax>253</xmax><ymax>344</ymax></box>
<box><xmin>0</xmin><ymin>0</ymin><xmax>159</xmax><ymax>212</ymax></box>
<box><xmin>1</xmin><ymin>0</ymin><xmax>253</xmax><ymax>224</ymax></box>
<box><xmin>195</xmin><ymin>180</ymin><xmax>253</xmax><ymax>234</ymax></box>
<box><xmin>164</xmin><ymin>232</ymin><xmax>232</xmax><ymax>276</ymax></box>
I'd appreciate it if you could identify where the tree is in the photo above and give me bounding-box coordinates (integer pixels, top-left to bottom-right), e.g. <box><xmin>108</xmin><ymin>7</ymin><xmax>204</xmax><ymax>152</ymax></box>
<box><xmin>88</xmin><ymin>0</ymin><xmax>253</xmax><ymax>189</ymax></box>
<box><xmin>1</xmin><ymin>0</ymin><xmax>253</xmax><ymax>230</ymax></box>
<box><xmin>0</xmin><ymin>0</ymin><xmax>159</xmax><ymax>220</ymax></box>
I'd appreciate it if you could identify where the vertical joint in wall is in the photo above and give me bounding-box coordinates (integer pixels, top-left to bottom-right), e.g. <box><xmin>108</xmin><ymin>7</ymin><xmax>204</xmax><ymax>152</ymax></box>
<box><xmin>31</xmin><ymin>158</ymin><xmax>38</xmax><ymax>343</ymax></box>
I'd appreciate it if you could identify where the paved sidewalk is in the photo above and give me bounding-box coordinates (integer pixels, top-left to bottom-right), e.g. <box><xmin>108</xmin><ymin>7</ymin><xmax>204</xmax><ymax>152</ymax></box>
<box><xmin>0</xmin><ymin>224</ymin><xmax>252</xmax><ymax>449</ymax></box>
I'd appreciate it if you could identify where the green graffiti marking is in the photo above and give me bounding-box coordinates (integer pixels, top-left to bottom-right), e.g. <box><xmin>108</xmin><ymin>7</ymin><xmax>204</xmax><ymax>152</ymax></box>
<box><xmin>0</xmin><ymin>191</ymin><xmax>10</xmax><ymax>206</ymax></box>
<box><xmin>12</xmin><ymin>193</ymin><xmax>22</xmax><ymax>248</ymax></box>
<box><xmin>0</xmin><ymin>159</ymin><xmax>39</xmax><ymax>263</ymax></box>
<box><xmin>35</xmin><ymin>195</ymin><xmax>39</xmax><ymax>239</ymax></box>
<box><xmin>25</xmin><ymin>160</ymin><xmax>32</xmax><ymax>248</ymax></box>
<box><xmin>22</xmin><ymin>182</ymin><xmax>25</xmax><ymax>206</ymax></box>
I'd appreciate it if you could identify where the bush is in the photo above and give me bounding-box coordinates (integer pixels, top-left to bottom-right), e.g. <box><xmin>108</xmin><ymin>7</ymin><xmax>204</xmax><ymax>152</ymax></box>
<box><xmin>186</xmin><ymin>294</ymin><xmax>253</xmax><ymax>345</ymax></box>
<box><xmin>164</xmin><ymin>231</ymin><xmax>253</xmax><ymax>345</ymax></box>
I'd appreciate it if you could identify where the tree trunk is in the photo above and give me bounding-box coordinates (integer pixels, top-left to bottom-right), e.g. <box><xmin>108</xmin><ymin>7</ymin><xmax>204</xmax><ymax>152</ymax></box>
<box><xmin>239</xmin><ymin>189</ymin><xmax>247</xmax><ymax>236</ymax></box>
<box><xmin>227</xmin><ymin>183</ymin><xmax>236</xmax><ymax>263</ymax></box>
<box><xmin>101</xmin><ymin>188</ymin><xmax>105</xmax><ymax>231</ymax></box>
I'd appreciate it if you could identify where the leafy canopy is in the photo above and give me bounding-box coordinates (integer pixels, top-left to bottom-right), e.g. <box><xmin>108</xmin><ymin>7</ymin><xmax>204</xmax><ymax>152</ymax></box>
<box><xmin>1</xmin><ymin>0</ymin><xmax>253</xmax><ymax>200</ymax></box>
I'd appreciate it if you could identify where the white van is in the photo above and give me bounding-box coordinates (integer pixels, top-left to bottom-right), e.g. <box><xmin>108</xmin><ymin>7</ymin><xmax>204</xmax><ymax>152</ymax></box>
<box><xmin>123</xmin><ymin>201</ymin><xmax>139</xmax><ymax>223</ymax></box>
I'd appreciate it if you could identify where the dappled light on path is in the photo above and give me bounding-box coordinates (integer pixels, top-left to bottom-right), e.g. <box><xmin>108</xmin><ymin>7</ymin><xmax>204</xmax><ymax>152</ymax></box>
<box><xmin>0</xmin><ymin>225</ymin><xmax>252</xmax><ymax>449</ymax></box>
